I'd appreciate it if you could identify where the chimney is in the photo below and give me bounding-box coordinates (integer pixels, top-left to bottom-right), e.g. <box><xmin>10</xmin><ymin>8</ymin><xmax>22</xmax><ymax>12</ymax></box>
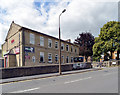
<box><xmin>65</xmin><ymin>39</ymin><xmax>71</xmax><ymax>43</ymax></box>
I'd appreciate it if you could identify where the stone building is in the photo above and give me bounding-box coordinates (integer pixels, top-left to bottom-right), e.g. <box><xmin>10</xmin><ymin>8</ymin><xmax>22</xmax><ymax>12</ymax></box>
<box><xmin>2</xmin><ymin>21</ymin><xmax>79</xmax><ymax>67</ymax></box>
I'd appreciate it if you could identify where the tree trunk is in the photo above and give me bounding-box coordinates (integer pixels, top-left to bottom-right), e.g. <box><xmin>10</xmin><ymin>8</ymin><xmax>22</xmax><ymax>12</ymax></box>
<box><xmin>110</xmin><ymin>50</ymin><xmax>113</xmax><ymax>59</ymax></box>
<box><xmin>117</xmin><ymin>50</ymin><xmax>119</xmax><ymax>60</ymax></box>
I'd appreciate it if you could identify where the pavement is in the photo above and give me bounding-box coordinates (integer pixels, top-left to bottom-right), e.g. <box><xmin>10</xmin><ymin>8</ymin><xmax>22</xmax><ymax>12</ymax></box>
<box><xmin>1</xmin><ymin>67</ymin><xmax>118</xmax><ymax>93</ymax></box>
<box><xmin>0</xmin><ymin>68</ymin><xmax>102</xmax><ymax>84</ymax></box>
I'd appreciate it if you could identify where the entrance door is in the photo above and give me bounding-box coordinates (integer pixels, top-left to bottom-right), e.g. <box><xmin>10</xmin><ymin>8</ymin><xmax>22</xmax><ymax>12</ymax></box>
<box><xmin>4</xmin><ymin>57</ymin><xmax>8</xmax><ymax>68</ymax></box>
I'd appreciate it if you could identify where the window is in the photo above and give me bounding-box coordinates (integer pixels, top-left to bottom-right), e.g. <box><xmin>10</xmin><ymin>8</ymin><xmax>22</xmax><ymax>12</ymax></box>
<box><xmin>71</xmin><ymin>57</ymin><xmax>73</xmax><ymax>63</ymax></box>
<box><xmin>55</xmin><ymin>41</ymin><xmax>58</xmax><ymax>49</ymax></box>
<box><xmin>62</xmin><ymin>55</ymin><xmax>64</xmax><ymax>64</ymax></box>
<box><xmin>71</xmin><ymin>46</ymin><xmax>73</xmax><ymax>52</ymax></box>
<box><xmin>66</xmin><ymin>56</ymin><xmax>69</xmax><ymax>63</ymax></box>
<box><xmin>55</xmin><ymin>54</ymin><xmax>58</xmax><ymax>63</ymax></box>
<box><xmin>30</xmin><ymin>33</ymin><xmax>35</xmax><ymax>44</ymax></box>
<box><xmin>61</xmin><ymin>43</ymin><xmax>64</xmax><ymax>50</ymax></box>
<box><xmin>32</xmin><ymin>56</ymin><xmax>35</xmax><ymax>63</ymax></box>
<box><xmin>66</xmin><ymin>45</ymin><xmax>69</xmax><ymax>51</ymax></box>
<box><xmin>75</xmin><ymin>48</ymin><xmax>77</xmax><ymax>53</ymax></box>
<box><xmin>48</xmin><ymin>53</ymin><xmax>52</xmax><ymax>62</ymax></box>
<box><xmin>40</xmin><ymin>52</ymin><xmax>44</xmax><ymax>62</ymax></box>
<box><xmin>40</xmin><ymin>36</ymin><xmax>44</xmax><ymax>46</ymax></box>
<box><xmin>48</xmin><ymin>39</ymin><xmax>52</xmax><ymax>48</ymax></box>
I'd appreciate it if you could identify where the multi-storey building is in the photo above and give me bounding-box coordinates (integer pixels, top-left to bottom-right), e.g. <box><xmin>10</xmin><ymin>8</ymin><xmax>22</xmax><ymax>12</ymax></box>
<box><xmin>2</xmin><ymin>21</ymin><xmax>79</xmax><ymax>67</ymax></box>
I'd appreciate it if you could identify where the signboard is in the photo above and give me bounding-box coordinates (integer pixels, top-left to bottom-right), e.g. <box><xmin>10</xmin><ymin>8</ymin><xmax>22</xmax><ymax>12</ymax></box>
<box><xmin>15</xmin><ymin>47</ymin><xmax>20</xmax><ymax>54</ymax></box>
<box><xmin>11</xmin><ymin>39</ymin><xmax>14</xmax><ymax>43</ymax></box>
<box><xmin>25</xmin><ymin>47</ymin><xmax>35</xmax><ymax>53</ymax></box>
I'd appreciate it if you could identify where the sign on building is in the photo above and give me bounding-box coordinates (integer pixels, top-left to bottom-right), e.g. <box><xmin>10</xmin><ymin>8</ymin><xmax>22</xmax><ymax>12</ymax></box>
<box><xmin>15</xmin><ymin>47</ymin><xmax>20</xmax><ymax>54</ymax></box>
<box><xmin>25</xmin><ymin>47</ymin><xmax>35</xmax><ymax>53</ymax></box>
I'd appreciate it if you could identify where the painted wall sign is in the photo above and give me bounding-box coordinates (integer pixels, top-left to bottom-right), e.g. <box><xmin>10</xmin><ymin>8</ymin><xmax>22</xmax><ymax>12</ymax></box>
<box><xmin>25</xmin><ymin>47</ymin><xmax>35</xmax><ymax>53</ymax></box>
<box><xmin>11</xmin><ymin>39</ymin><xmax>14</xmax><ymax>43</ymax></box>
<box><xmin>15</xmin><ymin>47</ymin><xmax>20</xmax><ymax>54</ymax></box>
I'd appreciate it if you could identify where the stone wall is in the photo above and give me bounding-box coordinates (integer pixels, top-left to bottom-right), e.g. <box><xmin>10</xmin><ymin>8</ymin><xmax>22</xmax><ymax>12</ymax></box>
<box><xmin>0</xmin><ymin>64</ymin><xmax>73</xmax><ymax>79</ymax></box>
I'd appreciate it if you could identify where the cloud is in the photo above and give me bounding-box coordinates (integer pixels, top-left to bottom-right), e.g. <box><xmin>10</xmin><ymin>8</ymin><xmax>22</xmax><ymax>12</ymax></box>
<box><xmin>0</xmin><ymin>0</ymin><xmax>118</xmax><ymax>49</ymax></box>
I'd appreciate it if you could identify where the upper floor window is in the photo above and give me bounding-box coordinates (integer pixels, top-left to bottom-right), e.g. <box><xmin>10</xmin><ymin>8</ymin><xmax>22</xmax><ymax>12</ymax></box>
<box><xmin>30</xmin><ymin>33</ymin><xmax>35</xmax><ymax>44</ymax></box>
<box><xmin>71</xmin><ymin>46</ymin><xmax>73</xmax><ymax>52</ymax></box>
<box><xmin>66</xmin><ymin>45</ymin><xmax>69</xmax><ymax>51</ymax></box>
<box><xmin>55</xmin><ymin>41</ymin><xmax>58</xmax><ymax>49</ymax></box>
<box><xmin>40</xmin><ymin>36</ymin><xmax>44</xmax><ymax>46</ymax></box>
<box><xmin>61</xmin><ymin>43</ymin><xmax>64</xmax><ymax>50</ymax></box>
<box><xmin>75</xmin><ymin>48</ymin><xmax>77</xmax><ymax>53</ymax></box>
<box><xmin>48</xmin><ymin>39</ymin><xmax>52</xmax><ymax>48</ymax></box>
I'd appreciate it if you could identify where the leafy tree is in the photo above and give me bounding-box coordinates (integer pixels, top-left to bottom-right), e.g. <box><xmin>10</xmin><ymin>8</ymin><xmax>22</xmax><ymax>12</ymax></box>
<box><xmin>74</xmin><ymin>32</ymin><xmax>94</xmax><ymax>62</ymax></box>
<box><xmin>93</xmin><ymin>21</ymin><xmax>120</xmax><ymax>61</ymax></box>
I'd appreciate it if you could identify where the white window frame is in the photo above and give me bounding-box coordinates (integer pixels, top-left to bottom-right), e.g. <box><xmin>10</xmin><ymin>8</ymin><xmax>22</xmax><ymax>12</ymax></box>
<box><xmin>62</xmin><ymin>55</ymin><xmax>64</xmax><ymax>64</ymax></box>
<box><xmin>48</xmin><ymin>53</ymin><xmax>52</xmax><ymax>63</ymax></box>
<box><xmin>40</xmin><ymin>52</ymin><xmax>44</xmax><ymax>62</ymax></box>
<box><xmin>48</xmin><ymin>39</ymin><xmax>52</xmax><ymax>48</ymax></box>
<box><xmin>55</xmin><ymin>41</ymin><xmax>58</xmax><ymax>49</ymax></box>
<box><xmin>32</xmin><ymin>56</ymin><xmax>35</xmax><ymax>63</ymax></box>
<box><xmin>30</xmin><ymin>33</ymin><xmax>35</xmax><ymax>44</ymax></box>
<box><xmin>40</xmin><ymin>36</ymin><xmax>44</xmax><ymax>46</ymax></box>
<box><xmin>75</xmin><ymin>48</ymin><xmax>77</xmax><ymax>53</ymax></box>
<box><xmin>66</xmin><ymin>44</ymin><xmax>69</xmax><ymax>51</ymax></box>
<box><xmin>61</xmin><ymin>43</ymin><xmax>64</xmax><ymax>51</ymax></box>
<box><xmin>55</xmin><ymin>54</ymin><xmax>58</xmax><ymax>63</ymax></box>
<box><xmin>71</xmin><ymin>57</ymin><xmax>73</xmax><ymax>63</ymax></box>
<box><xmin>71</xmin><ymin>46</ymin><xmax>73</xmax><ymax>52</ymax></box>
<box><xmin>66</xmin><ymin>56</ymin><xmax>69</xmax><ymax>63</ymax></box>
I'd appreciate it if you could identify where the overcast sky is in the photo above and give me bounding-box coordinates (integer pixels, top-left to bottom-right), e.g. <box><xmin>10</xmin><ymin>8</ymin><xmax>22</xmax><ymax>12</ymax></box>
<box><xmin>0</xmin><ymin>0</ymin><xmax>119</xmax><ymax>49</ymax></box>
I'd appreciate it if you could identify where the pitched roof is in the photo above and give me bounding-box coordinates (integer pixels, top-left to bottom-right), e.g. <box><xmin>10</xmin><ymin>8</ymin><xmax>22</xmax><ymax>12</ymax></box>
<box><xmin>7</xmin><ymin>22</ymin><xmax>79</xmax><ymax>47</ymax></box>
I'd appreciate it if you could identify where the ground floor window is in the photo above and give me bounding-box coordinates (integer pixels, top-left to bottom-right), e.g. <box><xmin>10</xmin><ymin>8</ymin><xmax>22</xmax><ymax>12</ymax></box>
<box><xmin>32</xmin><ymin>56</ymin><xmax>35</xmax><ymax>63</ymax></box>
<box><xmin>40</xmin><ymin>52</ymin><xmax>44</xmax><ymax>62</ymax></box>
<box><xmin>55</xmin><ymin>54</ymin><xmax>58</xmax><ymax>63</ymax></box>
<box><xmin>48</xmin><ymin>53</ymin><xmax>52</xmax><ymax>63</ymax></box>
<box><xmin>62</xmin><ymin>55</ymin><xmax>64</xmax><ymax>64</ymax></box>
<box><xmin>66</xmin><ymin>56</ymin><xmax>69</xmax><ymax>63</ymax></box>
<box><xmin>71</xmin><ymin>57</ymin><xmax>73</xmax><ymax>63</ymax></box>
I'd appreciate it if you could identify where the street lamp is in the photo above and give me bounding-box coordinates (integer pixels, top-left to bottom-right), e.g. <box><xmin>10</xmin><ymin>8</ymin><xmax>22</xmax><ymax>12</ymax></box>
<box><xmin>59</xmin><ymin>9</ymin><xmax>66</xmax><ymax>75</ymax></box>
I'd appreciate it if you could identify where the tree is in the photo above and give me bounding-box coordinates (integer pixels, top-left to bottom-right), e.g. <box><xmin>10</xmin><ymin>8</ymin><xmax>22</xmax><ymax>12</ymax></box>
<box><xmin>74</xmin><ymin>32</ymin><xmax>95</xmax><ymax>62</ymax></box>
<box><xmin>93</xmin><ymin>21</ymin><xmax>120</xmax><ymax>61</ymax></box>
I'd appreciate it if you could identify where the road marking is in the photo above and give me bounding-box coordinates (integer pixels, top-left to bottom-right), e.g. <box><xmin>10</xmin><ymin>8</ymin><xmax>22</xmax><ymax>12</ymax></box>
<box><xmin>103</xmin><ymin>72</ymin><xmax>117</xmax><ymax>76</ymax></box>
<box><xmin>0</xmin><ymin>68</ymin><xmax>102</xmax><ymax>85</ymax></box>
<box><xmin>10</xmin><ymin>87</ymin><xmax>40</xmax><ymax>93</ymax></box>
<box><xmin>64</xmin><ymin>77</ymin><xmax>92</xmax><ymax>84</ymax></box>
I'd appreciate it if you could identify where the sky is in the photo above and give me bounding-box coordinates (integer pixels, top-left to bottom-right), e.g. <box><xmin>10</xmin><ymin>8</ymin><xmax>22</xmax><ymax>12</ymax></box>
<box><xmin>0</xmin><ymin>0</ymin><xmax>119</xmax><ymax>49</ymax></box>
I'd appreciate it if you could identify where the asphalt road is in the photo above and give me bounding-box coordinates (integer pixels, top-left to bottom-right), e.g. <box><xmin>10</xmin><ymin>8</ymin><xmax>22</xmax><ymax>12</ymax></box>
<box><xmin>1</xmin><ymin>67</ymin><xmax>118</xmax><ymax>93</ymax></box>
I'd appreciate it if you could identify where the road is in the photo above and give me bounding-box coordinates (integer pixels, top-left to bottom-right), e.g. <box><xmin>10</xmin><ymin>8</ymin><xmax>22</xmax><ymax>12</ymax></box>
<box><xmin>1</xmin><ymin>67</ymin><xmax>118</xmax><ymax>93</ymax></box>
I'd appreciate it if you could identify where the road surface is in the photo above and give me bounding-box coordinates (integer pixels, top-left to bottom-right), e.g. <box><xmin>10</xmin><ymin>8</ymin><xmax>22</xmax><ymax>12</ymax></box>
<box><xmin>1</xmin><ymin>67</ymin><xmax>119</xmax><ymax>93</ymax></box>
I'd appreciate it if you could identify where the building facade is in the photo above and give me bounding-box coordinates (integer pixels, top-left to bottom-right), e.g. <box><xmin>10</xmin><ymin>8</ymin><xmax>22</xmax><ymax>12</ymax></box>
<box><xmin>2</xmin><ymin>22</ymin><xmax>79</xmax><ymax>67</ymax></box>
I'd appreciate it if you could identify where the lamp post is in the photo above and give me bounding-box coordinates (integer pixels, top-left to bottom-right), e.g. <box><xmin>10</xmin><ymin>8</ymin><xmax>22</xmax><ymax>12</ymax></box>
<box><xmin>59</xmin><ymin>9</ymin><xmax>66</xmax><ymax>75</ymax></box>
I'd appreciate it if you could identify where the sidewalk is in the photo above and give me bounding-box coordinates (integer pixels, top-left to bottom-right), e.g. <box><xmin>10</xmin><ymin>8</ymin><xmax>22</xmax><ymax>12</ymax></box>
<box><xmin>0</xmin><ymin>68</ymin><xmax>102</xmax><ymax>84</ymax></box>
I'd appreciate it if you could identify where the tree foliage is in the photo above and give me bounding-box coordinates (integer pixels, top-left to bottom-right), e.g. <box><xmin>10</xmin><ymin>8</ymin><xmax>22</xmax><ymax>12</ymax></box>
<box><xmin>74</xmin><ymin>32</ymin><xmax>94</xmax><ymax>61</ymax></box>
<box><xmin>93</xmin><ymin>21</ymin><xmax>120</xmax><ymax>61</ymax></box>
